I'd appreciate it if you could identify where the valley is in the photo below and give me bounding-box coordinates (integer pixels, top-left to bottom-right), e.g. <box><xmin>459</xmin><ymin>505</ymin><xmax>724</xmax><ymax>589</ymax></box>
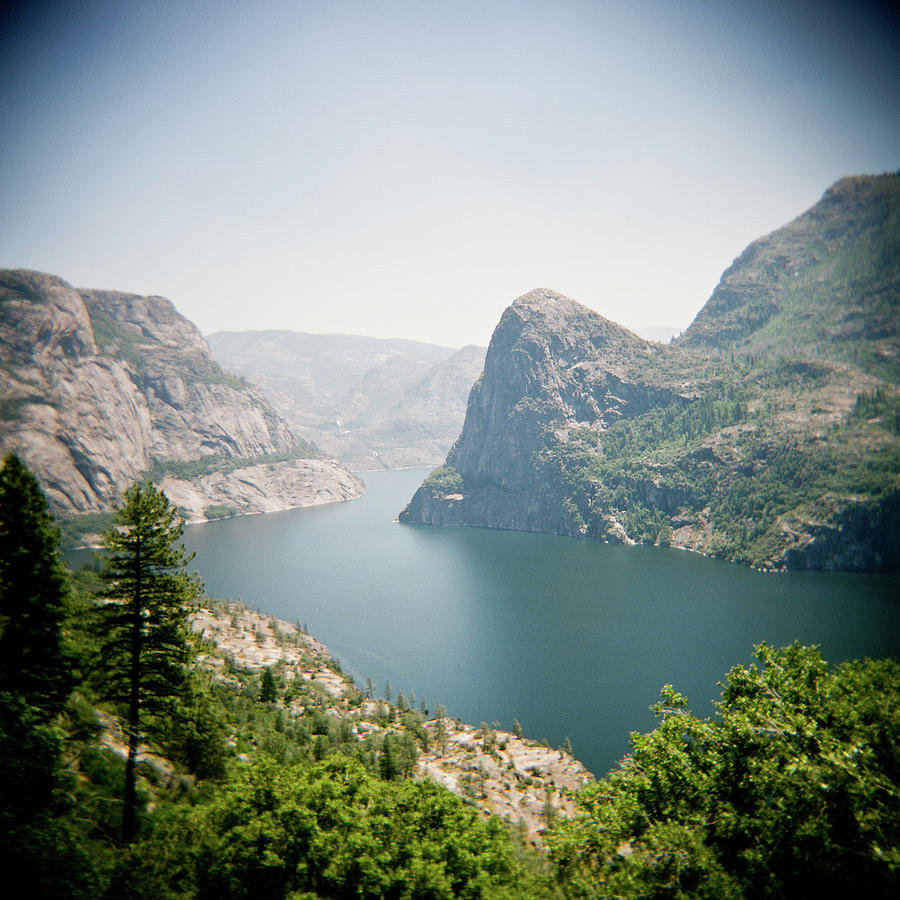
<box><xmin>207</xmin><ymin>330</ymin><xmax>486</xmax><ymax>470</ymax></box>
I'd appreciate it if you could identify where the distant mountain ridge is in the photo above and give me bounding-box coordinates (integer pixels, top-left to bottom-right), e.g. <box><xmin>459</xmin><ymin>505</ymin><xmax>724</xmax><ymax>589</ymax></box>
<box><xmin>401</xmin><ymin>174</ymin><xmax>900</xmax><ymax>572</ymax></box>
<box><xmin>0</xmin><ymin>270</ymin><xmax>363</xmax><ymax>524</ymax></box>
<box><xmin>207</xmin><ymin>330</ymin><xmax>486</xmax><ymax>469</ymax></box>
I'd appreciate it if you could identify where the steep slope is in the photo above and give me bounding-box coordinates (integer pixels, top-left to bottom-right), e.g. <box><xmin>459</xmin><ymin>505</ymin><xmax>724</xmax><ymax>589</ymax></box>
<box><xmin>207</xmin><ymin>331</ymin><xmax>486</xmax><ymax>468</ymax></box>
<box><xmin>401</xmin><ymin>174</ymin><xmax>900</xmax><ymax>572</ymax></box>
<box><xmin>0</xmin><ymin>270</ymin><xmax>363</xmax><ymax>523</ymax></box>
<box><xmin>680</xmin><ymin>174</ymin><xmax>900</xmax><ymax>377</ymax></box>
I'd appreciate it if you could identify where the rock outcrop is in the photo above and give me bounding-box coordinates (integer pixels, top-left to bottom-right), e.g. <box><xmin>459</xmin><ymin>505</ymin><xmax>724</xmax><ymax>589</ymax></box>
<box><xmin>159</xmin><ymin>458</ymin><xmax>365</xmax><ymax>523</ymax></box>
<box><xmin>402</xmin><ymin>290</ymin><xmax>682</xmax><ymax>534</ymax></box>
<box><xmin>401</xmin><ymin>174</ymin><xmax>900</xmax><ymax>572</ymax></box>
<box><xmin>0</xmin><ymin>269</ymin><xmax>363</xmax><ymax>520</ymax></box>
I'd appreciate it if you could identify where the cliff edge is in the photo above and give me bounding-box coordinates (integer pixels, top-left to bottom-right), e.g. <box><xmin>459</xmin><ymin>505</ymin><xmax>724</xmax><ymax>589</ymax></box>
<box><xmin>0</xmin><ymin>269</ymin><xmax>363</xmax><ymax>522</ymax></box>
<box><xmin>401</xmin><ymin>175</ymin><xmax>900</xmax><ymax>572</ymax></box>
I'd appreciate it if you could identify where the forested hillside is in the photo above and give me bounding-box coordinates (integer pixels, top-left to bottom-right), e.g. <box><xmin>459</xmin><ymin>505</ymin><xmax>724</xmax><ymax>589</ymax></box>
<box><xmin>402</xmin><ymin>174</ymin><xmax>900</xmax><ymax>572</ymax></box>
<box><xmin>2</xmin><ymin>453</ymin><xmax>897</xmax><ymax>897</ymax></box>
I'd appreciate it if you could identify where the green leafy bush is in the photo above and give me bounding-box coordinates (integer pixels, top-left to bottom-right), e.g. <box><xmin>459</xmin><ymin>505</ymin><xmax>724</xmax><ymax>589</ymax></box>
<box><xmin>424</xmin><ymin>465</ymin><xmax>464</xmax><ymax>498</ymax></box>
<box><xmin>549</xmin><ymin>643</ymin><xmax>900</xmax><ymax>898</ymax></box>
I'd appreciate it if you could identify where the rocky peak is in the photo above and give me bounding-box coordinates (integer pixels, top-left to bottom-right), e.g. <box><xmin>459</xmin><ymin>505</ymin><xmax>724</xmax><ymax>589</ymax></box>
<box><xmin>1</xmin><ymin>268</ymin><xmax>97</xmax><ymax>362</ymax></box>
<box><xmin>497</xmin><ymin>289</ymin><xmax>645</xmax><ymax>364</ymax></box>
<box><xmin>457</xmin><ymin>289</ymin><xmax>662</xmax><ymax>455</ymax></box>
<box><xmin>81</xmin><ymin>288</ymin><xmax>209</xmax><ymax>354</ymax></box>
<box><xmin>402</xmin><ymin>287</ymin><xmax>676</xmax><ymax>531</ymax></box>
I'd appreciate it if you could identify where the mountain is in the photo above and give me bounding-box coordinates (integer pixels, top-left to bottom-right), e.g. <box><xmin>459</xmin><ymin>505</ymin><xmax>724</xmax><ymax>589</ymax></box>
<box><xmin>207</xmin><ymin>331</ymin><xmax>486</xmax><ymax>469</ymax></box>
<box><xmin>0</xmin><ymin>270</ymin><xmax>363</xmax><ymax>524</ymax></box>
<box><xmin>401</xmin><ymin>174</ymin><xmax>900</xmax><ymax>572</ymax></box>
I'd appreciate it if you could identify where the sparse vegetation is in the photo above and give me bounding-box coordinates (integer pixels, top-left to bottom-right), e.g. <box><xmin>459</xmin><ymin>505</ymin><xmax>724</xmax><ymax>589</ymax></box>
<box><xmin>202</xmin><ymin>504</ymin><xmax>239</xmax><ymax>520</ymax></box>
<box><xmin>147</xmin><ymin>442</ymin><xmax>321</xmax><ymax>483</ymax></box>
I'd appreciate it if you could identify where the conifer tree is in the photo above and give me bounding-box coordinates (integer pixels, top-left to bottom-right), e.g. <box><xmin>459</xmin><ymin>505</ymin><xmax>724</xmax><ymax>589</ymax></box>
<box><xmin>0</xmin><ymin>452</ymin><xmax>72</xmax><ymax>717</ymax></box>
<box><xmin>95</xmin><ymin>482</ymin><xmax>201</xmax><ymax>843</ymax></box>
<box><xmin>0</xmin><ymin>454</ymin><xmax>79</xmax><ymax>885</ymax></box>
<box><xmin>259</xmin><ymin>665</ymin><xmax>278</xmax><ymax>702</ymax></box>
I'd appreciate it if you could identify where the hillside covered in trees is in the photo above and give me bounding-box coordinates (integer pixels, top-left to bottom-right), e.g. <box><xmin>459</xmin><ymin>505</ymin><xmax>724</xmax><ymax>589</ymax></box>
<box><xmin>2</xmin><ymin>452</ymin><xmax>898</xmax><ymax>897</ymax></box>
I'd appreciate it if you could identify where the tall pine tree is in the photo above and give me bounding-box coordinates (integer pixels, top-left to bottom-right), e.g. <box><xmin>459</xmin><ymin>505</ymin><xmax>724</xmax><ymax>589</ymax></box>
<box><xmin>95</xmin><ymin>481</ymin><xmax>201</xmax><ymax>843</ymax></box>
<box><xmin>0</xmin><ymin>453</ymin><xmax>74</xmax><ymax>876</ymax></box>
<box><xmin>0</xmin><ymin>452</ymin><xmax>72</xmax><ymax>716</ymax></box>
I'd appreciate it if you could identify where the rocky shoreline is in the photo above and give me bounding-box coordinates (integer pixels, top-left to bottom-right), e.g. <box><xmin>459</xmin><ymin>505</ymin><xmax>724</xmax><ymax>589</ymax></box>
<box><xmin>161</xmin><ymin>458</ymin><xmax>364</xmax><ymax>523</ymax></box>
<box><xmin>191</xmin><ymin>599</ymin><xmax>594</xmax><ymax>846</ymax></box>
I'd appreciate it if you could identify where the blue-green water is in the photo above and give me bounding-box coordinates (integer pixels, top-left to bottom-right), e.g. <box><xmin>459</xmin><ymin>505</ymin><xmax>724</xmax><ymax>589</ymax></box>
<box><xmin>181</xmin><ymin>468</ymin><xmax>900</xmax><ymax>777</ymax></box>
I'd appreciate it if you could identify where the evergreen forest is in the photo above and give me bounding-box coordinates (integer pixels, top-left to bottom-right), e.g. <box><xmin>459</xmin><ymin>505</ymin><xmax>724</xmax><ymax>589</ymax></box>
<box><xmin>1</xmin><ymin>452</ymin><xmax>898</xmax><ymax>898</ymax></box>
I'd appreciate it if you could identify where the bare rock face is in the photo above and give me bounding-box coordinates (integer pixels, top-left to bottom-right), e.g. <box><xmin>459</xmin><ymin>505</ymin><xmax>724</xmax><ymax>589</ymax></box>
<box><xmin>159</xmin><ymin>459</ymin><xmax>365</xmax><ymax>522</ymax></box>
<box><xmin>401</xmin><ymin>289</ymin><xmax>681</xmax><ymax>535</ymax></box>
<box><xmin>0</xmin><ymin>269</ymin><xmax>363</xmax><ymax>519</ymax></box>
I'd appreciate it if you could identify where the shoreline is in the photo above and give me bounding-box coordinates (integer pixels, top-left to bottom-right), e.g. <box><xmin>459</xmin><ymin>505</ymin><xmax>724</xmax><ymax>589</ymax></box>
<box><xmin>193</xmin><ymin>598</ymin><xmax>594</xmax><ymax>846</ymax></box>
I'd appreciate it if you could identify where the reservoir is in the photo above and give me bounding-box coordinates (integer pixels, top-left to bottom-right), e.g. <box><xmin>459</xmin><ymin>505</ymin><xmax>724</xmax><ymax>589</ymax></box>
<box><xmin>182</xmin><ymin>468</ymin><xmax>900</xmax><ymax>777</ymax></box>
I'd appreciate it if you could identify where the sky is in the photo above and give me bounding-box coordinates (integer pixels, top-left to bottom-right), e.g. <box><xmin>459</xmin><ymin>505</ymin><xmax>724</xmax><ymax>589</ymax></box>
<box><xmin>1</xmin><ymin>0</ymin><xmax>898</xmax><ymax>348</ymax></box>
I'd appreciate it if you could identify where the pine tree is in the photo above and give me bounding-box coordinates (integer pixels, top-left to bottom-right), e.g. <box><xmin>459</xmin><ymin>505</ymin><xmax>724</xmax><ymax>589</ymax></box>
<box><xmin>259</xmin><ymin>665</ymin><xmax>278</xmax><ymax>702</ymax></box>
<box><xmin>94</xmin><ymin>482</ymin><xmax>202</xmax><ymax>843</ymax></box>
<box><xmin>0</xmin><ymin>453</ymin><xmax>72</xmax><ymax>717</ymax></box>
<box><xmin>380</xmin><ymin>733</ymin><xmax>399</xmax><ymax>780</ymax></box>
<box><xmin>0</xmin><ymin>454</ymin><xmax>79</xmax><ymax>885</ymax></box>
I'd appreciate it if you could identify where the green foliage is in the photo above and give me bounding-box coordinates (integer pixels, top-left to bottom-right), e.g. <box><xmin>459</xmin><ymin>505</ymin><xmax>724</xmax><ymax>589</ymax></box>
<box><xmin>541</xmin><ymin>379</ymin><xmax>900</xmax><ymax>566</ymax></box>
<box><xmin>259</xmin><ymin>666</ymin><xmax>278</xmax><ymax>703</ymax></box>
<box><xmin>88</xmin><ymin>306</ymin><xmax>149</xmax><ymax>371</ymax></box>
<box><xmin>202</xmin><ymin>503</ymin><xmax>239</xmax><ymax>520</ymax></box>
<box><xmin>0</xmin><ymin>453</ymin><xmax>73</xmax><ymax>716</ymax></box>
<box><xmin>88</xmin><ymin>304</ymin><xmax>249</xmax><ymax>391</ymax></box>
<box><xmin>146</xmin><ymin>441</ymin><xmax>321</xmax><ymax>483</ymax></box>
<box><xmin>548</xmin><ymin>643</ymin><xmax>900</xmax><ymax>898</ymax></box>
<box><xmin>122</xmin><ymin>754</ymin><xmax>550</xmax><ymax>899</ymax></box>
<box><xmin>424</xmin><ymin>464</ymin><xmax>464</xmax><ymax>498</ymax></box>
<box><xmin>93</xmin><ymin>481</ymin><xmax>203</xmax><ymax>842</ymax></box>
<box><xmin>164</xmin><ymin>676</ymin><xmax>229</xmax><ymax>782</ymax></box>
<box><xmin>0</xmin><ymin>393</ymin><xmax>27</xmax><ymax>420</ymax></box>
<box><xmin>0</xmin><ymin>454</ymin><xmax>74</xmax><ymax>853</ymax></box>
<box><xmin>58</xmin><ymin>511</ymin><xmax>116</xmax><ymax>549</ymax></box>
<box><xmin>849</xmin><ymin>386</ymin><xmax>900</xmax><ymax>434</ymax></box>
<box><xmin>94</xmin><ymin>482</ymin><xmax>202</xmax><ymax>723</ymax></box>
<box><xmin>0</xmin><ymin>454</ymin><xmax>98</xmax><ymax>894</ymax></box>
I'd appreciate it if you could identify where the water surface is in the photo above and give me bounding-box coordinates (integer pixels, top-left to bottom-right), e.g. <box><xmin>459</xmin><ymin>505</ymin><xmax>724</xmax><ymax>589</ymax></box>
<box><xmin>182</xmin><ymin>468</ymin><xmax>900</xmax><ymax>776</ymax></box>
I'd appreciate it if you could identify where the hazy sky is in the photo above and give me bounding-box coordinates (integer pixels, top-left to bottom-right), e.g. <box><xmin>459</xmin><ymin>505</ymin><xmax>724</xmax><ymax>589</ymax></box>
<box><xmin>2</xmin><ymin>1</ymin><xmax>898</xmax><ymax>347</ymax></box>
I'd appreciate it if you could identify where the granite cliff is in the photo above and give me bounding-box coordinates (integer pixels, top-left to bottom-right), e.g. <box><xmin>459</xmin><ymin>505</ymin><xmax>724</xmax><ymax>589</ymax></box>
<box><xmin>0</xmin><ymin>269</ymin><xmax>363</xmax><ymax>524</ymax></box>
<box><xmin>207</xmin><ymin>330</ymin><xmax>486</xmax><ymax>469</ymax></box>
<box><xmin>401</xmin><ymin>174</ymin><xmax>900</xmax><ymax>572</ymax></box>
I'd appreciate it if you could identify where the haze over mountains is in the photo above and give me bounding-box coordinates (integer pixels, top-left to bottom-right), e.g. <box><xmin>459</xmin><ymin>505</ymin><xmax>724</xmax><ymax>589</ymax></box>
<box><xmin>207</xmin><ymin>332</ymin><xmax>486</xmax><ymax>470</ymax></box>
<box><xmin>1</xmin><ymin>173</ymin><xmax>897</xmax><ymax>571</ymax></box>
<box><xmin>402</xmin><ymin>174</ymin><xmax>900</xmax><ymax>572</ymax></box>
